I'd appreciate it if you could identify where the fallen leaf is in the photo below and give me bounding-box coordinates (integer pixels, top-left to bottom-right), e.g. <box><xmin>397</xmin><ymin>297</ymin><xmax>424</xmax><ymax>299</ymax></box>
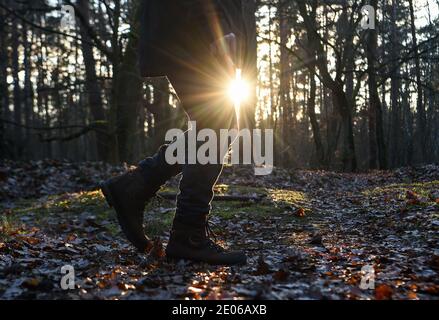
<box><xmin>375</xmin><ymin>284</ymin><xmax>393</xmax><ymax>300</ymax></box>
<box><xmin>407</xmin><ymin>291</ymin><xmax>418</xmax><ymax>300</ymax></box>
<box><xmin>22</xmin><ymin>278</ymin><xmax>53</xmax><ymax>291</ymax></box>
<box><xmin>117</xmin><ymin>282</ymin><xmax>135</xmax><ymax>291</ymax></box>
<box><xmin>295</xmin><ymin>208</ymin><xmax>306</xmax><ymax>217</ymax></box>
<box><xmin>254</xmin><ymin>256</ymin><xmax>271</xmax><ymax>275</ymax></box>
<box><xmin>188</xmin><ymin>286</ymin><xmax>203</xmax><ymax>294</ymax></box>
<box><xmin>22</xmin><ymin>278</ymin><xmax>41</xmax><ymax>288</ymax></box>
<box><xmin>97</xmin><ymin>280</ymin><xmax>110</xmax><ymax>289</ymax></box>
<box><xmin>18</xmin><ymin>236</ymin><xmax>41</xmax><ymax>246</ymax></box>
<box><xmin>188</xmin><ymin>286</ymin><xmax>204</xmax><ymax>299</ymax></box>
<box><xmin>420</xmin><ymin>285</ymin><xmax>439</xmax><ymax>295</ymax></box>
<box><xmin>406</xmin><ymin>190</ymin><xmax>419</xmax><ymax>201</ymax></box>
<box><xmin>273</xmin><ymin>269</ymin><xmax>289</xmax><ymax>281</ymax></box>
<box><xmin>150</xmin><ymin>237</ymin><xmax>165</xmax><ymax>260</ymax></box>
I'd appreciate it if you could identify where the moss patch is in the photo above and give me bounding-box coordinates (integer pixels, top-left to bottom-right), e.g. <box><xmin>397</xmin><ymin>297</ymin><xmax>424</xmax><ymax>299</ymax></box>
<box><xmin>363</xmin><ymin>181</ymin><xmax>439</xmax><ymax>198</ymax></box>
<box><xmin>2</xmin><ymin>185</ymin><xmax>309</xmax><ymax>238</ymax></box>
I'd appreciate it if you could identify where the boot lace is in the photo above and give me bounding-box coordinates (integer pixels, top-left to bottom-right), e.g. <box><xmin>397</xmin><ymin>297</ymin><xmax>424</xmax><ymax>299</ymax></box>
<box><xmin>205</xmin><ymin>221</ymin><xmax>225</xmax><ymax>253</ymax></box>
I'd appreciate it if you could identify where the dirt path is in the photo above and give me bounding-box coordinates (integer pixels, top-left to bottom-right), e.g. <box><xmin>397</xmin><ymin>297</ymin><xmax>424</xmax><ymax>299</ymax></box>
<box><xmin>1</xmin><ymin>162</ymin><xmax>438</xmax><ymax>299</ymax></box>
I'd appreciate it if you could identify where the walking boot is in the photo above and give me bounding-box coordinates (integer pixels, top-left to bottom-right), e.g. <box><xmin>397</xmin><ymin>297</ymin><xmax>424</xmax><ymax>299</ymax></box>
<box><xmin>101</xmin><ymin>167</ymin><xmax>156</xmax><ymax>252</ymax></box>
<box><xmin>166</xmin><ymin>219</ymin><xmax>247</xmax><ymax>265</ymax></box>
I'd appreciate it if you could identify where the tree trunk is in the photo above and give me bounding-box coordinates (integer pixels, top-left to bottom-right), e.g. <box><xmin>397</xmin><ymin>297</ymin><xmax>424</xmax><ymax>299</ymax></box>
<box><xmin>297</xmin><ymin>0</ymin><xmax>357</xmax><ymax>171</ymax></box>
<box><xmin>363</xmin><ymin>0</ymin><xmax>387</xmax><ymax>170</ymax></box>
<box><xmin>11</xmin><ymin>19</ymin><xmax>22</xmax><ymax>159</ymax></box>
<box><xmin>115</xmin><ymin>2</ymin><xmax>144</xmax><ymax>162</ymax></box>
<box><xmin>241</xmin><ymin>0</ymin><xmax>257</xmax><ymax>130</ymax></box>
<box><xmin>307</xmin><ymin>72</ymin><xmax>324</xmax><ymax>167</ymax></box>
<box><xmin>389</xmin><ymin>0</ymin><xmax>402</xmax><ymax>167</ymax></box>
<box><xmin>108</xmin><ymin>0</ymin><xmax>122</xmax><ymax>163</ymax></box>
<box><xmin>278</xmin><ymin>1</ymin><xmax>291</xmax><ymax>166</ymax></box>
<box><xmin>77</xmin><ymin>0</ymin><xmax>111</xmax><ymax>162</ymax></box>
<box><xmin>23</xmin><ymin>21</ymin><xmax>34</xmax><ymax>159</ymax></box>
<box><xmin>332</xmin><ymin>89</ymin><xmax>357</xmax><ymax>171</ymax></box>
<box><xmin>408</xmin><ymin>0</ymin><xmax>426</xmax><ymax>164</ymax></box>
<box><xmin>0</xmin><ymin>6</ymin><xmax>9</xmax><ymax>158</ymax></box>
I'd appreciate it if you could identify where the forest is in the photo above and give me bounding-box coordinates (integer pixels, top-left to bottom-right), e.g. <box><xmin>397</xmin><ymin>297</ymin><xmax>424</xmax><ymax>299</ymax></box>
<box><xmin>0</xmin><ymin>0</ymin><xmax>438</xmax><ymax>171</ymax></box>
<box><xmin>0</xmin><ymin>0</ymin><xmax>438</xmax><ymax>301</ymax></box>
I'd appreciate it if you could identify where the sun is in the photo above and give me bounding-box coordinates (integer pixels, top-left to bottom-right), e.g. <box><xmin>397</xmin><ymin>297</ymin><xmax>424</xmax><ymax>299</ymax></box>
<box><xmin>228</xmin><ymin>69</ymin><xmax>250</xmax><ymax>107</ymax></box>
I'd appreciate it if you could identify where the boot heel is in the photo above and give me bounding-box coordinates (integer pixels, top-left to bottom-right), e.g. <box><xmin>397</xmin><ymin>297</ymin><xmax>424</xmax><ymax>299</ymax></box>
<box><xmin>100</xmin><ymin>183</ymin><xmax>114</xmax><ymax>208</ymax></box>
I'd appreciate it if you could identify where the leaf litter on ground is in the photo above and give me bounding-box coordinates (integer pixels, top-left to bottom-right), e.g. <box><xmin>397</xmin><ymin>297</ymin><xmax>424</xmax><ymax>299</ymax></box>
<box><xmin>0</xmin><ymin>160</ymin><xmax>438</xmax><ymax>299</ymax></box>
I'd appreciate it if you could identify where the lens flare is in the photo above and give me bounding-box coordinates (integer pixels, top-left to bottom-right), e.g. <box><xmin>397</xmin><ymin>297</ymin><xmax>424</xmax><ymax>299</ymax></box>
<box><xmin>228</xmin><ymin>69</ymin><xmax>249</xmax><ymax>107</ymax></box>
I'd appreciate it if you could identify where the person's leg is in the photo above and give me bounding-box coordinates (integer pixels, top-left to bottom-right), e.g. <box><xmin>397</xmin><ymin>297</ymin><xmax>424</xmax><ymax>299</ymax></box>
<box><xmin>100</xmin><ymin>68</ymin><xmax>223</xmax><ymax>253</ymax></box>
<box><xmin>101</xmin><ymin>132</ymin><xmax>183</xmax><ymax>253</ymax></box>
<box><xmin>172</xmin><ymin>99</ymin><xmax>236</xmax><ymax>228</ymax></box>
<box><xmin>164</xmin><ymin>64</ymin><xmax>246</xmax><ymax>265</ymax></box>
<box><xmin>101</xmin><ymin>165</ymin><xmax>155</xmax><ymax>252</ymax></box>
<box><xmin>138</xmin><ymin>144</ymin><xmax>182</xmax><ymax>190</ymax></box>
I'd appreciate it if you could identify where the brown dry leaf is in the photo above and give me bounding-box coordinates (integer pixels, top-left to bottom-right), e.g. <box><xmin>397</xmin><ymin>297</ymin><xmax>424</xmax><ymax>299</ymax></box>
<box><xmin>118</xmin><ymin>282</ymin><xmax>130</xmax><ymax>291</ymax></box>
<box><xmin>150</xmin><ymin>237</ymin><xmax>166</xmax><ymax>259</ymax></box>
<box><xmin>97</xmin><ymin>280</ymin><xmax>110</xmax><ymax>289</ymax></box>
<box><xmin>295</xmin><ymin>208</ymin><xmax>306</xmax><ymax>217</ymax></box>
<box><xmin>375</xmin><ymin>284</ymin><xmax>393</xmax><ymax>300</ymax></box>
<box><xmin>188</xmin><ymin>286</ymin><xmax>203</xmax><ymax>299</ymax></box>
<box><xmin>273</xmin><ymin>269</ymin><xmax>289</xmax><ymax>281</ymax></box>
<box><xmin>22</xmin><ymin>278</ymin><xmax>41</xmax><ymax>288</ymax></box>
<box><xmin>18</xmin><ymin>236</ymin><xmax>40</xmax><ymax>245</ymax></box>
<box><xmin>347</xmin><ymin>275</ymin><xmax>360</xmax><ymax>286</ymax></box>
<box><xmin>406</xmin><ymin>190</ymin><xmax>419</xmax><ymax>200</ymax></box>
<box><xmin>420</xmin><ymin>285</ymin><xmax>439</xmax><ymax>295</ymax></box>
<box><xmin>66</xmin><ymin>234</ymin><xmax>77</xmax><ymax>242</ymax></box>
<box><xmin>188</xmin><ymin>286</ymin><xmax>203</xmax><ymax>294</ymax></box>
<box><xmin>407</xmin><ymin>291</ymin><xmax>418</xmax><ymax>300</ymax></box>
<box><xmin>409</xmin><ymin>284</ymin><xmax>418</xmax><ymax>291</ymax></box>
<box><xmin>254</xmin><ymin>256</ymin><xmax>271</xmax><ymax>275</ymax></box>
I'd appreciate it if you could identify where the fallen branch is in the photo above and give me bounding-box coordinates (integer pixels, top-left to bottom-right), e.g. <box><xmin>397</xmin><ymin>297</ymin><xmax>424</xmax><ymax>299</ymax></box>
<box><xmin>0</xmin><ymin>118</ymin><xmax>108</xmax><ymax>132</ymax></box>
<box><xmin>157</xmin><ymin>193</ymin><xmax>265</xmax><ymax>202</ymax></box>
<box><xmin>0</xmin><ymin>118</ymin><xmax>110</xmax><ymax>142</ymax></box>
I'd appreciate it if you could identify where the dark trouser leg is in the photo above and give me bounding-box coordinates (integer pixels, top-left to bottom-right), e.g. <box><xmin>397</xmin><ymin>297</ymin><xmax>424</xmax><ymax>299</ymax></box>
<box><xmin>174</xmin><ymin>93</ymin><xmax>237</xmax><ymax>226</ymax></box>
<box><xmin>138</xmin><ymin>118</ymin><xmax>234</xmax><ymax>227</ymax></box>
<box><xmin>138</xmin><ymin>37</ymin><xmax>235</xmax><ymax>206</ymax></box>
<box><xmin>165</xmin><ymin>95</ymin><xmax>246</xmax><ymax>265</ymax></box>
<box><xmin>158</xmin><ymin>45</ymin><xmax>246</xmax><ymax>264</ymax></box>
<box><xmin>138</xmin><ymin>144</ymin><xmax>182</xmax><ymax>194</ymax></box>
<box><xmin>139</xmin><ymin>56</ymin><xmax>236</xmax><ymax>221</ymax></box>
<box><xmin>174</xmin><ymin>162</ymin><xmax>223</xmax><ymax>227</ymax></box>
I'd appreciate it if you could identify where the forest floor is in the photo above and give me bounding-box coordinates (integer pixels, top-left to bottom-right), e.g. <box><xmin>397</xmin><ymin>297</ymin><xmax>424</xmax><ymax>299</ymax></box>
<box><xmin>0</xmin><ymin>160</ymin><xmax>438</xmax><ymax>300</ymax></box>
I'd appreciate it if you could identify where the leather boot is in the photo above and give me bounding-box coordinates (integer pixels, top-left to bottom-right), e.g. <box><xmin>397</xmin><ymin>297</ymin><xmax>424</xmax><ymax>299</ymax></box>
<box><xmin>101</xmin><ymin>167</ymin><xmax>156</xmax><ymax>252</ymax></box>
<box><xmin>166</xmin><ymin>219</ymin><xmax>247</xmax><ymax>265</ymax></box>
